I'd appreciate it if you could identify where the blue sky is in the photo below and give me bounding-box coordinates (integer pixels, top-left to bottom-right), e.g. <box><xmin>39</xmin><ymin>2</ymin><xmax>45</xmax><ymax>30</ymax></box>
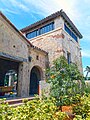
<box><xmin>0</xmin><ymin>0</ymin><xmax>90</xmax><ymax>75</ymax></box>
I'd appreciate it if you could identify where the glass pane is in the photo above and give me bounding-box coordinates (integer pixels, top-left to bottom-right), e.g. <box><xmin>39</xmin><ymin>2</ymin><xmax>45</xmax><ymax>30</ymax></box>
<box><xmin>26</xmin><ymin>22</ymin><xmax>54</xmax><ymax>39</ymax></box>
<box><xmin>42</xmin><ymin>27</ymin><xmax>45</xmax><ymax>34</ymax></box>
<box><xmin>64</xmin><ymin>24</ymin><xmax>78</xmax><ymax>42</ymax></box>
<box><xmin>64</xmin><ymin>24</ymin><xmax>71</xmax><ymax>36</ymax></box>
<box><xmin>40</xmin><ymin>28</ymin><xmax>42</xmax><ymax>34</ymax></box>
<box><xmin>36</xmin><ymin>30</ymin><xmax>39</xmax><ymax>36</ymax></box>
<box><xmin>49</xmin><ymin>23</ymin><xmax>52</xmax><ymax>31</ymax></box>
<box><xmin>52</xmin><ymin>22</ymin><xmax>54</xmax><ymax>30</ymax></box>
<box><xmin>72</xmin><ymin>32</ymin><xmax>77</xmax><ymax>42</ymax></box>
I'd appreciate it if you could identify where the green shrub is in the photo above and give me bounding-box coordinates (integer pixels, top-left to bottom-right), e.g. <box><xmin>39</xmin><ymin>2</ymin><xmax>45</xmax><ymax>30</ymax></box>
<box><xmin>73</xmin><ymin>94</ymin><xmax>90</xmax><ymax>119</ymax></box>
<box><xmin>0</xmin><ymin>97</ymin><xmax>68</xmax><ymax>120</ymax></box>
<box><xmin>84</xmin><ymin>83</ymin><xmax>90</xmax><ymax>94</ymax></box>
<box><xmin>46</xmin><ymin>56</ymin><xmax>85</xmax><ymax>107</ymax></box>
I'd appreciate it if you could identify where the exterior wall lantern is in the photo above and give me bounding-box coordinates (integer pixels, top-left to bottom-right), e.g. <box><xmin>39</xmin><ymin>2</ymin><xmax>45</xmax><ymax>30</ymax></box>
<box><xmin>28</xmin><ymin>56</ymin><xmax>32</xmax><ymax>62</ymax></box>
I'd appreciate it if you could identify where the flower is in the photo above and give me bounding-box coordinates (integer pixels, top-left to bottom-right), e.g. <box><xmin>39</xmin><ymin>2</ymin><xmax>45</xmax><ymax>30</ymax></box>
<box><xmin>51</xmin><ymin>75</ymin><xmax>55</xmax><ymax>79</ymax></box>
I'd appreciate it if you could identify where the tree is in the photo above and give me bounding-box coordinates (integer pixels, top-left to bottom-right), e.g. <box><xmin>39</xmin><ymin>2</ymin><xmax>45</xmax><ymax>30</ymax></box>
<box><xmin>84</xmin><ymin>66</ymin><xmax>90</xmax><ymax>80</ymax></box>
<box><xmin>46</xmin><ymin>56</ymin><xmax>85</xmax><ymax>106</ymax></box>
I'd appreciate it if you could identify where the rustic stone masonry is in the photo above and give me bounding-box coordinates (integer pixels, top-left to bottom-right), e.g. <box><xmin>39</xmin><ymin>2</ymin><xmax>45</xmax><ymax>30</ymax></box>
<box><xmin>21</xmin><ymin>10</ymin><xmax>83</xmax><ymax>73</ymax></box>
<box><xmin>0</xmin><ymin>10</ymin><xmax>83</xmax><ymax>98</ymax></box>
<box><xmin>0</xmin><ymin>12</ymin><xmax>47</xmax><ymax>97</ymax></box>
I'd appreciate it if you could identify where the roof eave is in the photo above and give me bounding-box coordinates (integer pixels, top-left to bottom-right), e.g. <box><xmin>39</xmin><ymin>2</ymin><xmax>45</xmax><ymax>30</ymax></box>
<box><xmin>20</xmin><ymin>10</ymin><xmax>83</xmax><ymax>39</ymax></box>
<box><xmin>60</xmin><ymin>11</ymin><xmax>83</xmax><ymax>39</ymax></box>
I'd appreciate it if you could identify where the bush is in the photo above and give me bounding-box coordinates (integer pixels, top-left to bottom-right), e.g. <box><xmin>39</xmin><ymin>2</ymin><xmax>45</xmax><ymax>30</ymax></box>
<box><xmin>73</xmin><ymin>94</ymin><xmax>90</xmax><ymax>119</ymax></box>
<box><xmin>84</xmin><ymin>83</ymin><xmax>90</xmax><ymax>94</ymax></box>
<box><xmin>0</xmin><ymin>97</ymin><xmax>68</xmax><ymax>120</ymax></box>
<box><xmin>46</xmin><ymin>56</ymin><xmax>85</xmax><ymax>107</ymax></box>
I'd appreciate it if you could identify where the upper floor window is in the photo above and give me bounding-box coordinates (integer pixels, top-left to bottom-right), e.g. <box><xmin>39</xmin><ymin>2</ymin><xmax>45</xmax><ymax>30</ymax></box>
<box><xmin>64</xmin><ymin>24</ymin><xmax>78</xmax><ymax>42</ymax></box>
<box><xmin>26</xmin><ymin>22</ymin><xmax>54</xmax><ymax>39</ymax></box>
<box><xmin>67</xmin><ymin>52</ymin><xmax>71</xmax><ymax>64</ymax></box>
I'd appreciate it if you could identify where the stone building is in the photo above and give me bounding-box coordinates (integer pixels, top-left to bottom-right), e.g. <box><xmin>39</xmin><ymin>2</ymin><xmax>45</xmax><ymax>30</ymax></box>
<box><xmin>0</xmin><ymin>10</ymin><xmax>83</xmax><ymax>98</ymax></box>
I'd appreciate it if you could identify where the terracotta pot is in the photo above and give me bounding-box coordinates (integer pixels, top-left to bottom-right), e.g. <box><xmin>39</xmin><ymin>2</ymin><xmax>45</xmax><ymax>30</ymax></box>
<box><xmin>62</xmin><ymin>106</ymin><xmax>72</xmax><ymax>113</ymax></box>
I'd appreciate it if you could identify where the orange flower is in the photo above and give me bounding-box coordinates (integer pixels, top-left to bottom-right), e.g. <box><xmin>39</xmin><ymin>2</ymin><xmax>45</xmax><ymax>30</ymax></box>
<box><xmin>51</xmin><ymin>75</ymin><xmax>55</xmax><ymax>79</ymax></box>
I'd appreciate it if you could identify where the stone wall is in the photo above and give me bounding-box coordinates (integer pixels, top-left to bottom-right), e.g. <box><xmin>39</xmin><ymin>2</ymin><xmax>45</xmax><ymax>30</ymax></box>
<box><xmin>28</xmin><ymin>47</ymin><xmax>48</xmax><ymax>95</ymax></box>
<box><xmin>54</xmin><ymin>16</ymin><xmax>64</xmax><ymax>29</ymax></box>
<box><xmin>17</xmin><ymin>46</ymin><xmax>48</xmax><ymax>97</ymax></box>
<box><xmin>0</xmin><ymin>14</ymin><xmax>48</xmax><ymax>97</ymax></box>
<box><xmin>30</xmin><ymin>27</ymin><xmax>83</xmax><ymax>72</ymax></box>
<box><xmin>61</xmin><ymin>30</ymin><xmax>83</xmax><ymax>72</ymax></box>
<box><xmin>0</xmin><ymin>15</ymin><xmax>28</xmax><ymax>60</ymax></box>
<box><xmin>30</xmin><ymin>28</ymin><xmax>63</xmax><ymax>66</ymax></box>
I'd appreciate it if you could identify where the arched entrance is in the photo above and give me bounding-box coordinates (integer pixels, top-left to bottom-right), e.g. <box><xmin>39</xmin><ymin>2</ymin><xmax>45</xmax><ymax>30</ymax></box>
<box><xmin>30</xmin><ymin>66</ymin><xmax>41</xmax><ymax>95</ymax></box>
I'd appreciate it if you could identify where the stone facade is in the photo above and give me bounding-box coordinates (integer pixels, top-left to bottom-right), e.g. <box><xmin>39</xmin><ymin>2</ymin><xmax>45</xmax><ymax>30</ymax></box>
<box><xmin>0</xmin><ymin>12</ymin><xmax>47</xmax><ymax>97</ymax></box>
<box><xmin>27</xmin><ymin>27</ymin><xmax>82</xmax><ymax>72</ymax></box>
<box><xmin>0</xmin><ymin>15</ymin><xmax>28</xmax><ymax>61</ymax></box>
<box><xmin>0</xmin><ymin>10</ymin><xmax>83</xmax><ymax>98</ymax></box>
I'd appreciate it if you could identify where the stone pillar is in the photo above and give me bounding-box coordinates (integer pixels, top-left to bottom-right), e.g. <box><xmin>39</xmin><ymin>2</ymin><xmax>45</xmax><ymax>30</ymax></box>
<box><xmin>17</xmin><ymin>62</ymin><xmax>29</xmax><ymax>97</ymax></box>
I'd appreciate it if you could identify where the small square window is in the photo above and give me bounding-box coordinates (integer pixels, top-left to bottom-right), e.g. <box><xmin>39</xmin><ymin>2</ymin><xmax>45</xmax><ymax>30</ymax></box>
<box><xmin>67</xmin><ymin>52</ymin><xmax>71</xmax><ymax>64</ymax></box>
<box><xmin>36</xmin><ymin>55</ymin><xmax>39</xmax><ymax>60</ymax></box>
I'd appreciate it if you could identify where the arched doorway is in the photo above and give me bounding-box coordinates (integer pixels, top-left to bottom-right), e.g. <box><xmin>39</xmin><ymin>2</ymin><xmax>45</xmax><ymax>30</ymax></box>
<box><xmin>30</xmin><ymin>66</ymin><xmax>41</xmax><ymax>95</ymax></box>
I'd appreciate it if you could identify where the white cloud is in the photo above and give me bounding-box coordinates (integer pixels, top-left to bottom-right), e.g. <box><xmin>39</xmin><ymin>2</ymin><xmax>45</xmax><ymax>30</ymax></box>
<box><xmin>22</xmin><ymin>0</ymin><xmax>80</xmax><ymax>21</ymax></box>
<box><xmin>8</xmin><ymin>0</ymin><xmax>29</xmax><ymax>12</ymax></box>
<box><xmin>0</xmin><ymin>0</ymin><xmax>29</xmax><ymax>14</ymax></box>
<box><xmin>82</xmin><ymin>50</ymin><xmax>90</xmax><ymax>58</ymax></box>
<box><xmin>0</xmin><ymin>0</ymin><xmax>80</xmax><ymax>21</ymax></box>
<box><xmin>84</xmin><ymin>0</ymin><xmax>90</xmax><ymax>4</ymax></box>
<box><xmin>82</xmin><ymin>36</ymin><xmax>90</xmax><ymax>42</ymax></box>
<box><xmin>0</xmin><ymin>8</ymin><xmax>19</xmax><ymax>15</ymax></box>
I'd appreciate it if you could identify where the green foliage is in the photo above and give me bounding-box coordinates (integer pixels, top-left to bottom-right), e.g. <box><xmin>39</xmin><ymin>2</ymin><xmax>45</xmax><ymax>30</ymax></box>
<box><xmin>73</xmin><ymin>115</ymin><xmax>83</xmax><ymax>120</ymax></box>
<box><xmin>71</xmin><ymin>94</ymin><xmax>81</xmax><ymax>104</ymax></box>
<box><xmin>0</xmin><ymin>97</ymin><xmax>68</xmax><ymax>120</ymax></box>
<box><xmin>84</xmin><ymin>83</ymin><xmax>90</xmax><ymax>94</ymax></box>
<box><xmin>84</xmin><ymin>66</ymin><xmax>90</xmax><ymax>80</ymax></box>
<box><xmin>73</xmin><ymin>94</ymin><xmax>90</xmax><ymax>119</ymax></box>
<box><xmin>46</xmin><ymin>56</ymin><xmax>85</xmax><ymax>106</ymax></box>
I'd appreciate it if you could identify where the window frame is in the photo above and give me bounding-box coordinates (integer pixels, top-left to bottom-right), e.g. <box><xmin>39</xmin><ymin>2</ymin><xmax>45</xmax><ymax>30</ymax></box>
<box><xmin>64</xmin><ymin>24</ymin><xmax>78</xmax><ymax>42</ymax></box>
<box><xmin>26</xmin><ymin>22</ymin><xmax>54</xmax><ymax>39</ymax></box>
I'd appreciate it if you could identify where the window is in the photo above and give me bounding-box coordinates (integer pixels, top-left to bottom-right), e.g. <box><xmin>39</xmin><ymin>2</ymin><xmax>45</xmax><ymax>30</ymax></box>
<box><xmin>26</xmin><ymin>22</ymin><xmax>54</xmax><ymax>39</ymax></box>
<box><xmin>67</xmin><ymin>52</ymin><xmax>71</xmax><ymax>64</ymax></box>
<box><xmin>72</xmin><ymin>32</ymin><xmax>77</xmax><ymax>42</ymax></box>
<box><xmin>64</xmin><ymin>24</ymin><xmax>71</xmax><ymax>36</ymax></box>
<box><xmin>40</xmin><ymin>22</ymin><xmax>54</xmax><ymax>35</ymax></box>
<box><xmin>64</xmin><ymin>24</ymin><xmax>78</xmax><ymax>42</ymax></box>
<box><xmin>26</xmin><ymin>30</ymin><xmax>38</xmax><ymax>39</ymax></box>
<box><xmin>36</xmin><ymin>55</ymin><xmax>39</xmax><ymax>60</ymax></box>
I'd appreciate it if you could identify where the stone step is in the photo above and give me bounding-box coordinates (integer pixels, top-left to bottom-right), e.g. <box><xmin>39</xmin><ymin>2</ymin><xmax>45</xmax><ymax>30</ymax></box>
<box><xmin>5</xmin><ymin>97</ymin><xmax>34</xmax><ymax>105</ymax></box>
<box><xmin>9</xmin><ymin>102</ymin><xmax>24</xmax><ymax>107</ymax></box>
